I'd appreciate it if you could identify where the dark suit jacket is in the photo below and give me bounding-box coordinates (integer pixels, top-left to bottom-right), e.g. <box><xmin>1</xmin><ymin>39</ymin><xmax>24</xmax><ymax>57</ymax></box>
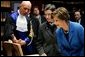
<box><xmin>30</xmin><ymin>15</ymin><xmax>39</xmax><ymax>39</ymax></box>
<box><xmin>80</xmin><ymin>17</ymin><xmax>84</xmax><ymax>27</ymax></box>
<box><xmin>34</xmin><ymin>22</ymin><xmax>61</xmax><ymax>56</ymax></box>
<box><xmin>30</xmin><ymin>14</ymin><xmax>46</xmax><ymax>40</ymax></box>
<box><xmin>31</xmin><ymin>14</ymin><xmax>46</xmax><ymax>25</ymax></box>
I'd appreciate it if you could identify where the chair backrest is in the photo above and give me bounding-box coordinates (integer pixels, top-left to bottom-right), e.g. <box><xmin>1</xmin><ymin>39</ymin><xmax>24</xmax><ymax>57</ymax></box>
<box><xmin>12</xmin><ymin>43</ymin><xmax>23</xmax><ymax>56</ymax></box>
<box><xmin>3</xmin><ymin>41</ymin><xmax>13</xmax><ymax>56</ymax></box>
<box><xmin>3</xmin><ymin>41</ymin><xmax>23</xmax><ymax>56</ymax></box>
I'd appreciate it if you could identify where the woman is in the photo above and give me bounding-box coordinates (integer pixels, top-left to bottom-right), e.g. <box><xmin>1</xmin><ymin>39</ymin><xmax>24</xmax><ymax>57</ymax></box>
<box><xmin>52</xmin><ymin>7</ymin><xmax>84</xmax><ymax>56</ymax></box>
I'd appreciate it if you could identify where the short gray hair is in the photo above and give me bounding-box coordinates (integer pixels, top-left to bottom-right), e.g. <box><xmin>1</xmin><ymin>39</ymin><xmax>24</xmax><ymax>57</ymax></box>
<box><xmin>44</xmin><ymin>4</ymin><xmax>56</xmax><ymax>11</ymax></box>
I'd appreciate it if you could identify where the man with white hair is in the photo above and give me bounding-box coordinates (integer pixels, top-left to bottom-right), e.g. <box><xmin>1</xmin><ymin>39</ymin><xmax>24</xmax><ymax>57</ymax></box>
<box><xmin>4</xmin><ymin>1</ymin><xmax>37</xmax><ymax>55</ymax></box>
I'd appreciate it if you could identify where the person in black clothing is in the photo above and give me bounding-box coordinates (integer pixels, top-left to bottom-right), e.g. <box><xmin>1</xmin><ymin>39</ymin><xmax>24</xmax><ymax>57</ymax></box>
<box><xmin>34</xmin><ymin>4</ymin><xmax>61</xmax><ymax>56</ymax></box>
<box><xmin>74</xmin><ymin>11</ymin><xmax>84</xmax><ymax>27</ymax></box>
<box><xmin>32</xmin><ymin>6</ymin><xmax>46</xmax><ymax>25</ymax></box>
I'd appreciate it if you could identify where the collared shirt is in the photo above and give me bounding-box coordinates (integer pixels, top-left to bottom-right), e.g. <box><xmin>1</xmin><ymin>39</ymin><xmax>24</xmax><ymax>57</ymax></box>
<box><xmin>16</xmin><ymin>10</ymin><xmax>28</xmax><ymax>32</ymax></box>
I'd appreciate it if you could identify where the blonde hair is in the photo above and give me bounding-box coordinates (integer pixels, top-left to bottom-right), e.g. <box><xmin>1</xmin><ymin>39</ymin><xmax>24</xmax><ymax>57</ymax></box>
<box><xmin>52</xmin><ymin>7</ymin><xmax>70</xmax><ymax>22</ymax></box>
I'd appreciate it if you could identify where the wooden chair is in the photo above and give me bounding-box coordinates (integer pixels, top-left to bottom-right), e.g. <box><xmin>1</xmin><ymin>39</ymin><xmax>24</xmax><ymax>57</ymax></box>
<box><xmin>3</xmin><ymin>41</ymin><xmax>39</xmax><ymax>56</ymax></box>
<box><xmin>3</xmin><ymin>41</ymin><xmax>13</xmax><ymax>56</ymax></box>
<box><xmin>3</xmin><ymin>41</ymin><xmax>23</xmax><ymax>56</ymax></box>
<box><xmin>12</xmin><ymin>43</ymin><xmax>23</xmax><ymax>56</ymax></box>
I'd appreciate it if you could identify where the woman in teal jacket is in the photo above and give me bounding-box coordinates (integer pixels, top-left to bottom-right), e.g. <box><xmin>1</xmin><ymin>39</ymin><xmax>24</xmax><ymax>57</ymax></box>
<box><xmin>52</xmin><ymin>7</ymin><xmax>84</xmax><ymax>56</ymax></box>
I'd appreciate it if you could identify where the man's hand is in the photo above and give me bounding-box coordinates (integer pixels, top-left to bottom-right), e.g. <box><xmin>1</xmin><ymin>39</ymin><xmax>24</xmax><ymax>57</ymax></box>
<box><xmin>11</xmin><ymin>34</ymin><xmax>18</xmax><ymax>43</ymax></box>
<box><xmin>40</xmin><ymin>53</ymin><xmax>47</xmax><ymax>56</ymax></box>
<box><xmin>12</xmin><ymin>37</ymin><xmax>18</xmax><ymax>43</ymax></box>
<box><xmin>18</xmin><ymin>39</ymin><xmax>26</xmax><ymax>45</ymax></box>
<box><xmin>11</xmin><ymin>34</ymin><xmax>26</xmax><ymax>45</ymax></box>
